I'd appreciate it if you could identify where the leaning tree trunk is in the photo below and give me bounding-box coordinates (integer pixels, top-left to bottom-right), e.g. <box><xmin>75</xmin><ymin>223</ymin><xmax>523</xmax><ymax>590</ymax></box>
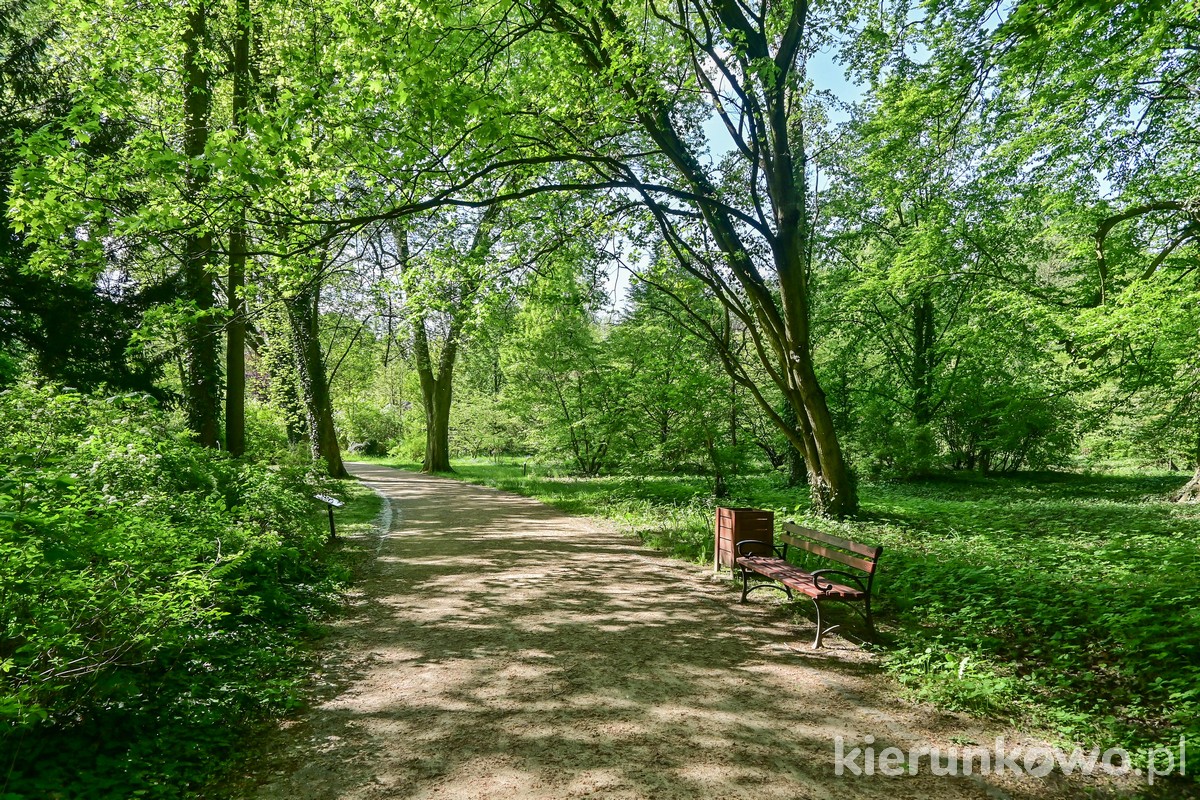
<box><xmin>286</xmin><ymin>284</ymin><xmax>347</xmax><ymax>478</ymax></box>
<box><xmin>1174</xmin><ymin>467</ymin><xmax>1200</xmax><ymax>503</ymax></box>
<box><xmin>1173</xmin><ymin>435</ymin><xmax>1200</xmax><ymax>502</ymax></box>
<box><xmin>181</xmin><ymin>1</ymin><xmax>220</xmax><ymax>448</ymax></box>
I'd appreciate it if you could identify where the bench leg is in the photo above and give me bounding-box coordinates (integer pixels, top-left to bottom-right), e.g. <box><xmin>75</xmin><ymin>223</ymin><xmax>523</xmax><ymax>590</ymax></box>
<box><xmin>812</xmin><ymin>599</ymin><xmax>824</xmax><ymax>648</ymax></box>
<box><xmin>811</xmin><ymin>599</ymin><xmax>840</xmax><ymax>649</ymax></box>
<box><xmin>740</xmin><ymin>567</ymin><xmax>749</xmax><ymax>603</ymax></box>
<box><xmin>865</xmin><ymin>595</ymin><xmax>876</xmax><ymax>637</ymax></box>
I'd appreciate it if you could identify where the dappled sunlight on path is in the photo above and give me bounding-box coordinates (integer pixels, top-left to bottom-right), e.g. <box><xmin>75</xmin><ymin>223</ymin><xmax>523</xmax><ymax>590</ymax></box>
<box><xmin>228</xmin><ymin>464</ymin><xmax>1124</xmax><ymax>800</ymax></box>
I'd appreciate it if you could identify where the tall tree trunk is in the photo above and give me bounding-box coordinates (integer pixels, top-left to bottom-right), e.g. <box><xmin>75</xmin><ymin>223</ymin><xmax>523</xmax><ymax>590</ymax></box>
<box><xmin>426</xmin><ymin>374</ymin><xmax>452</xmax><ymax>472</ymax></box>
<box><xmin>411</xmin><ymin>311</ymin><xmax>457</xmax><ymax>473</ymax></box>
<box><xmin>773</xmin><ymin>101</ymin><xmax>856</xmax><ymax>517</ymax></box>
<box><xmin>181</xmin><ymin>1</ymin><xmax>220</xmax><ymax>447</ymax></box>
<box><xmin>912</xmin><ymin>288</ymin><xmax>936</xmax><ymax>426</ymax></box>
<box><xmin>224</xmin><ymin>0</ymin><xmax>251</xmax><ymax>458</ymax></box>
<box><xmin>394</xmin><ymin>207</ymin><xmax>498</xmax><ymax>474</ymax></box>
<box><xmin>286</xmin><ymin>282</ymin><xmax>347</xmax><ymax>478</ymax></box>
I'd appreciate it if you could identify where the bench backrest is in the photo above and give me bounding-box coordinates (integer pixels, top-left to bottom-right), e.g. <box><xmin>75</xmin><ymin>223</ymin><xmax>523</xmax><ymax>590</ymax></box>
<box><xmin>781</xmin><ymin>522</ymin><xmax>883</xmax><ymax>576</ymax></box>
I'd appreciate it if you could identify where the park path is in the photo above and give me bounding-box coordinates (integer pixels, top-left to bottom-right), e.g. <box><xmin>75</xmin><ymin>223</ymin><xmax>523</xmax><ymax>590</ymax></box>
<box><xmin>229</xmin><ymin>463</ymin><xmax>1117</xmax><ymax>800</ymax></box>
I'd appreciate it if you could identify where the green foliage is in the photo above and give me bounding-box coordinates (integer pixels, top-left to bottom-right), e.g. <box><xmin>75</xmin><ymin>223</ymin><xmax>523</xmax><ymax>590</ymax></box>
<box><xmin>0</xmin><ymin>384</ymin><xmax>352</xmax><ymax>797</ymax></box>
<box><xmin>451</xmin><ymin>391</ymin><xmax>526</xmax><ymax>460</ymax></box>
<box><xmin>500</xmin><ymin>266</ymin><xmax>624</xmax><ymax>475</ymax></box>
<box><xmin>858</xmin><ymin>473</ymin><xmax>1200</xmax><ymax>754</ymax></box>
<box><xmin>939</xmin><ymin>366</ymin><xmax>1079</xmax><ymax>473</ymax></box>
<box><xmin>337</xmin><ymin>399</ymin><xmax>405</xmax><ymax>457</ymax></box>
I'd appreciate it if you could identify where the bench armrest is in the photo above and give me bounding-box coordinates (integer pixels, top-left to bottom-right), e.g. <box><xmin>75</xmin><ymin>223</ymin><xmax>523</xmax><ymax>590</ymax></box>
<box><xmin>810</xmin><ymin>568</ymin><xmax>868</xmax><ymax>594</ymax></box>
<box><xmin>735</xmin><ymin>539</ymin><xmax>784</xmax><ymax>558</ymax></box>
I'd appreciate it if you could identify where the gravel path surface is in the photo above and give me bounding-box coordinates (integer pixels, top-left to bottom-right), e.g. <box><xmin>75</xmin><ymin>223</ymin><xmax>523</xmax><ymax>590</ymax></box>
<box><xmin>228</xmin><ymin>463</ymin><xmax>1129</xmax><ymax>800</ymax></box>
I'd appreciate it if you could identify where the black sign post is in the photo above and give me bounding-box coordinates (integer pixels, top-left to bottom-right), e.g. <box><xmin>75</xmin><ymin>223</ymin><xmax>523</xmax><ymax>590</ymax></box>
<box><xmin>313</xmin><ymin>494</ymin><xmax>346</xmax><ymax>540</ymax></box>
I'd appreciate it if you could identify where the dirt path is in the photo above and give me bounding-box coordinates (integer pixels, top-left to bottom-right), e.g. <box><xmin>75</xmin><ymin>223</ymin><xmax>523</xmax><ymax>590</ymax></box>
<box><xmin>229</xmin><ymin>464</ymin><xmax>1126</xmax><ymax>800</ymax></box>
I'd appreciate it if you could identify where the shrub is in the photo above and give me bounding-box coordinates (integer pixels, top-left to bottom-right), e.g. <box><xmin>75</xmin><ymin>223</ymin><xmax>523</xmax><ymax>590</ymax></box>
<box><xmin>337</xmin><ymin>400</ymin><xmax>405</xmax><ymax>456</ymax></box>
<box><xmin>0</xmin><ymin>384</ymin><xmax>345</xmax><ymax>796</ymax></box>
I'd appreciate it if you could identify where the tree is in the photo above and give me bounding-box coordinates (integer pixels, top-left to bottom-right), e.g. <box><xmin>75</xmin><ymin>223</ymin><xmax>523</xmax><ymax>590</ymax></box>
<box><xmin>394</xmin><ymin>205</ymin><xmax>502</xmax><ymax>472</ymax></box>
<box><xmin>985</xmin><ymin>0</ymin><xmax>1200</xmax><ymax>491</ymax></box>
<box><xmin>179</xmin><ymin>0</ymin><xmax>221</xmax><ymax>447</ymax></box>
<box><xmin>514</xmin><ymin>0</ymin><xmax>860</xmax><ymax>515</ymax></box>
<box><xmin>503</xmin><ymin>270</ymin><xmax>624</xmax><ymax>476</ymax></box>
<box><xmin>225</xmin><ymin>0</ymin><xmax>253</xmax><ymax>457</ymax></box>
<box><xmin>0</xmin><ymin>0</ymin><xmax>171</xmax><ymax>393</ymax></box>
<box><xmin>609</xmin><ymin>285</ymin><xmax>751</xmax><ymax>493</ymax></box>
<box><xmin>284</xmin><ymin>266</ymin><xmax>349</xmax><ymax>478</ymax></box>
<box><xmin>813</xmin><ymin>55</ymin><xmax>1080</xmax><ymax>474</ymax></box>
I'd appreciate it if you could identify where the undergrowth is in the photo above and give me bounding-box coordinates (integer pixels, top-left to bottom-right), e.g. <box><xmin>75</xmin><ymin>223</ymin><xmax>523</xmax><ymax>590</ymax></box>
<box><xmin>0</xmin><ymin>385</ymin><xmax>377</xmax><ymax>798</ymax></box>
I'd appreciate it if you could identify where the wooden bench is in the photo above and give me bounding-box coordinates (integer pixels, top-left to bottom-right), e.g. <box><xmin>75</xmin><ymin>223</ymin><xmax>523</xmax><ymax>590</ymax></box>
<box><xmin>735</xmin><ymin>522</ymin><xmax>882</xmax><ymax>648</ymax></box>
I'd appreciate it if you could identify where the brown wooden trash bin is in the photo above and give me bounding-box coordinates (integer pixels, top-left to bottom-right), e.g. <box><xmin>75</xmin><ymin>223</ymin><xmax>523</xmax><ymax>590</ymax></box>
<box><xmin>715</xmin><ymin>507</ymin><xmax>774</xmax><ymax>574</ymax></box>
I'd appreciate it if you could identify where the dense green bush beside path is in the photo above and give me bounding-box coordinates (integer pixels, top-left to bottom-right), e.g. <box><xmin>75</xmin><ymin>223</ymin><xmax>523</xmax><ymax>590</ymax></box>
<box><xmin>0</xmin><ymin>385</ymin><xmax>379</xmax><ymax>798</ymax></box>
<box><xmin>388</xmin><ymin>458</ymin><xmax>1199</xmax><ymax>770</ymax></box>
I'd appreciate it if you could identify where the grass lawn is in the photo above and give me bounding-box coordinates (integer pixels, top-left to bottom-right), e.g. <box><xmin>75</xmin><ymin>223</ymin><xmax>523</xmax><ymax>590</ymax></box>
<box><xmin>373</xmin><ymin>457</ymin><xmax>1199</xmax><ymax>766</ymax></box>
<box><xmin>330</xmin><ymin>477</ymin><xmax>385</xmax><ymax>540</ymax></box>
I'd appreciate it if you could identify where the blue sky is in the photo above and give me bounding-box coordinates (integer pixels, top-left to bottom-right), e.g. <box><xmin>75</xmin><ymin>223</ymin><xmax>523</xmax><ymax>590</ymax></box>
<box><xmin>700</xmin><ymin>48</ymin><xmax>863</xmax><ymax>159</ymax></box>
<box><xmin>607</xmin><ymin>49</ymin><xmax>866</xmax><ymax>313</ymax></box>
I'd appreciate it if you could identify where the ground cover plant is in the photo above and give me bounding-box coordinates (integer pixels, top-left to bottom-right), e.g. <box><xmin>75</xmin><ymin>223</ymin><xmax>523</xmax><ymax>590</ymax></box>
<box><xmin>386</xmin><ymin>457</ymin><xmax>1200</xmax><ymax>769</ymax></box>
<box><xmin>0</xmin><ymin>384</ymin><xmax>378</xmax><ymax>798</ymax></box>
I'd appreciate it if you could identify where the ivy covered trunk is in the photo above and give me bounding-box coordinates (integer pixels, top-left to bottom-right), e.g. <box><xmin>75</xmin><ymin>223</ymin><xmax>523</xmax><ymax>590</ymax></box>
<box><xmin>286</xmin><ymin>284</ymin><xmax>347</xmax><ymax>479</ymax></box>
<box><xmin>180</xmin><ymin>2</ymin><xmax>220</xmax><ymax>448</ymax></box>
<box><xmin>224</xmin><ymin>0</ymin><xmax>252</xmax><ymax>459</ymax></box>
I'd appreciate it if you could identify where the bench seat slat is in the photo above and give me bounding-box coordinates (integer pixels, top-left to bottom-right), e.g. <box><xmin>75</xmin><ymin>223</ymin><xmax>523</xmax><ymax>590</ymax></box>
<box><xmin>736</xmin><ymin>555</ymin><xmax>865</xmax><ymax>599</ymax></box>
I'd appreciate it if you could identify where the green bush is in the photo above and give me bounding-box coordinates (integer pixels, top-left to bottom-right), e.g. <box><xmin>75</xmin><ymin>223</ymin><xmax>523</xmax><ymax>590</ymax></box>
<box><xmin>243</xmin><ymin>401</ymin><xmax>296</xmax><ymax>461</ymax></box>
<box><xmin>337</xmin><ymin>400</ymin><xmax>405</xmax><ymax>456</ymax></box>
<box><xmin>0</xmin><ymin>384</ymin><xmax>346</xmax><ymax>797</ymax></box>
<box><xmin>940</xmin><ymin>381</ymin><xmax>1078</xmax><ymax>472</ymax></box>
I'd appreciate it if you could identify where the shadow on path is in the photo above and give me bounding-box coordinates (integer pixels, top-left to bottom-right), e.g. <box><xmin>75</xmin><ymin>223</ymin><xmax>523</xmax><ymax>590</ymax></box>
<box><xmin>227</xmin><ymin>464</ymin><xmax>1128</xmax><ymax>800</ymax></box>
